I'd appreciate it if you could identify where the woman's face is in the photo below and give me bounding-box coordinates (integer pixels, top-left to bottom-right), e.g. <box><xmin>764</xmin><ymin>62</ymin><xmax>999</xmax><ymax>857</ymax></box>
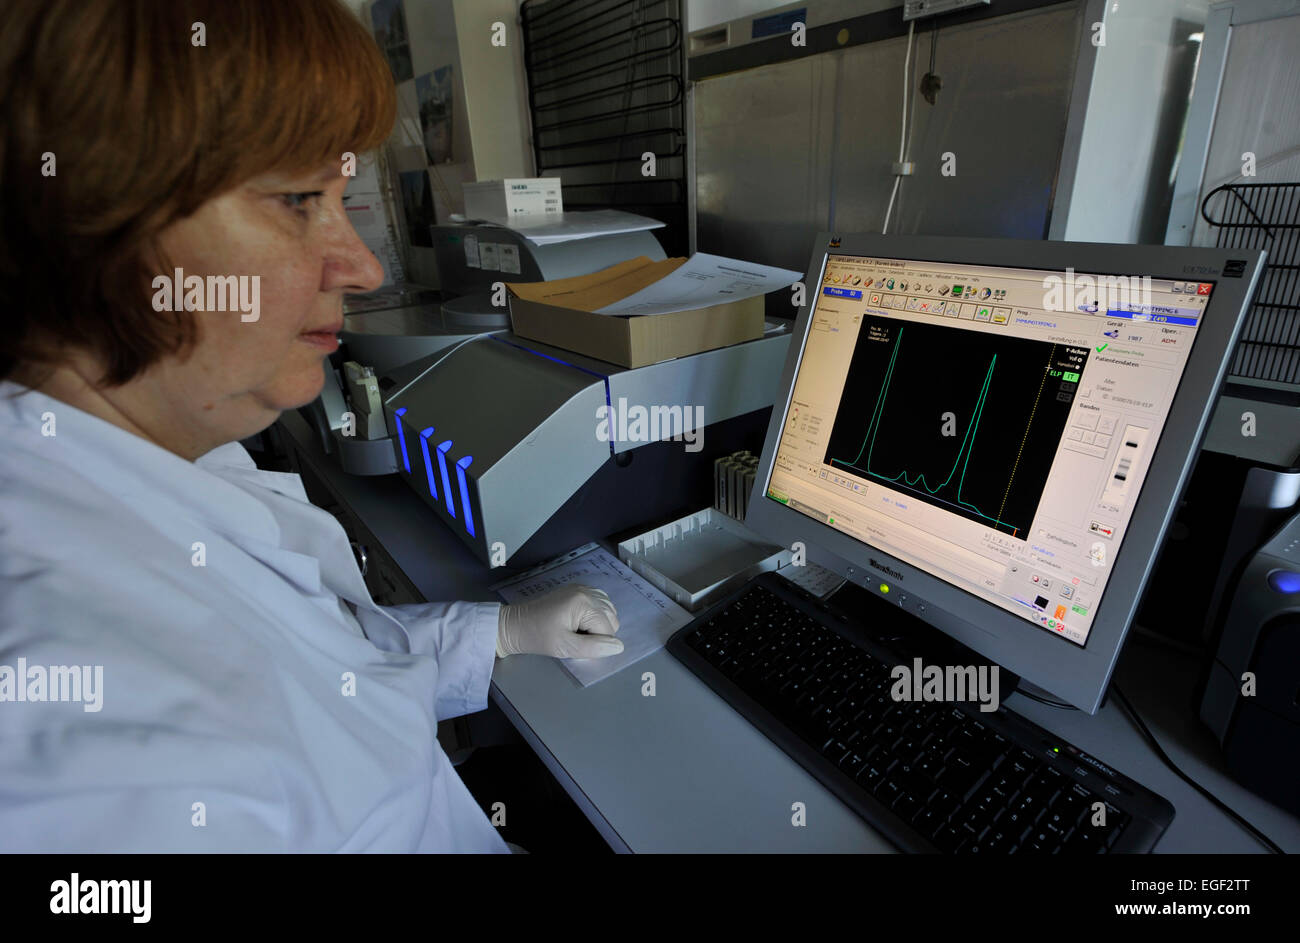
<box><xmin>148</xmin><ymin>163</ymin><xmax>384</xmax><ymax>443</ymax></box>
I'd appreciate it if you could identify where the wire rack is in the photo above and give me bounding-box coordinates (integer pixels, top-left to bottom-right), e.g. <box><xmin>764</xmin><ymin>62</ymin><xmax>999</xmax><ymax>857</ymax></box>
<box><xmin>521</xmin><ymin>0</ymin><xmax>687</xmax><ymax>257</ymax></box>
<box><xmin>1200</xmin><ymin>182</ymin><xmax>1300</xmax><ymax>390</ymax></box>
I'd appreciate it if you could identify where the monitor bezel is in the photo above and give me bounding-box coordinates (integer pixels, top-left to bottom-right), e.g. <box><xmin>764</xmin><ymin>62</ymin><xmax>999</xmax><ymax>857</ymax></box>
<box><xmin>746</xmin><ymin>232</ymin><xmax>1265</xmax><ymax>713</ymax></box>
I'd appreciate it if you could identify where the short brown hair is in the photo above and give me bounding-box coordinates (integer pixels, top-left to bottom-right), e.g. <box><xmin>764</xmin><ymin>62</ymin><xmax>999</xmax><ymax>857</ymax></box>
<box><xmin>0</xmin><ymin>0</ymin><xmax>396</xmax><ymax>385</ymax></box>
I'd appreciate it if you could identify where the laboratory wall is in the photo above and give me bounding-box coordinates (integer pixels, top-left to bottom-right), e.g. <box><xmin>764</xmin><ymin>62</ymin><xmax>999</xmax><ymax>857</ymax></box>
<box><xmin>356</xmin><ymin>0</ymin><xmax>535</xmax><ymax>286</ymax></box>
<box><xmin>692</xmin><ymin>3</ymin><xmax>1080</xmax><ymax>277</ymax></box>
<box><xmin>686</xmin><ymin>0</ymin><xmax>792</xmax><ymax>30</ymax></box>
<box><xmin>689</xmin><ymin>0</ymin><xmax>1213</xmax><ymax>282</ymax></box>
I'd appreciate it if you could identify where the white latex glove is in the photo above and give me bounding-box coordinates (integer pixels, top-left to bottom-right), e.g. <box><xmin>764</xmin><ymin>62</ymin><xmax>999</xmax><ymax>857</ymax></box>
<box><xmin>496</xmin><ymin>585</ymin><xmax>624</xmax><ymax>659</ymax></box>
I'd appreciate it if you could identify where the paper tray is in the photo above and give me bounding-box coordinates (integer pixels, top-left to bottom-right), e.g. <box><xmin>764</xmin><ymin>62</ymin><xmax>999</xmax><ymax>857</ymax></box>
<box><xmin>616</xmin><ymin>508</ymin><xmax>791</xmax><ymax>612</ymax></box>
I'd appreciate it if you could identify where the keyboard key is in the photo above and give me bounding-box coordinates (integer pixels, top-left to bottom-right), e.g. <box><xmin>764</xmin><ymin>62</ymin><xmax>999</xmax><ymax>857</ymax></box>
<box><xmin>988</xmin><ymin>774</ymin><xmax>1020</xmax><ymax>802</ymax></box>
<box><xmin>933</xmin><ymin>825</ymin><xmax>969</xmax><ymax>853</ymax></box>
<box><xmin>911</xmin><ymin>807</ymin><xmax>949</xmax><ymax>838</ymax></box>
<box><xmin>857</xmin><ymin>764</ymin><xmax>886</xmax><ymax>792</ymax></box>
<box><xmin>937</xmin><ymin>752</ymin><xmax>989</xmax><ymax>800</ymax></box>
<box><xmin>892</xmin><ymin>766</ymin><xmax>938</xmax><ymax>804</ymax></box>
<box><xmin>1000</xmin><ymin>806</ymin><xmax>1036</xmax><ymax>836</ymax></box>
<box><xmin>915</xmin><ymin>749</ymin><xmax>946</xmax><ymax>781</ymax></box>
<box><xmin>1097</xmin><ymin>803</ymin><xmax>1130</xmax><ymax>848</ymax></box>
<box><xmin>956</xmin><ymin>806</ymin><xmax>994</xmax><ymax>838</ymax></box>
<box><xmin>873</xmin><ymin>719</ymin><xmax>904</xmax><ymax>742</ymax></box>
<box><xmin>928</xmin><ymin>789</ymin><xmax>960</xmax><ymax>821</ymax></box>
<box><xmin>893</xmin><ymin>793</ymin><xmax>921</xmax><ymax>822</ymax></box>
<box><xmin>877</xmin><ymin>778</ymin><xmax>904</xmax><ymax>805</ymax></box>
<box><xmin>1014</xmin><ymin>748</ymin><xmax>1040</xmax><ymax>770</ymax></box>
<box><xmin>890</xmin><ymin>739</ymin><xmax>922</xmax><ymax>764</ymax></box>
<box><xmin>1050</xmin><ymin>785</ymin><xmax>1092</xmax><ymax>822</ymax></box>
<box><xmin>841</xmin><ymin>751</ymin><xmax>867</xmax><ymax>779</ymax></box>
<box><xmin>1063</xmin><ymin>825</ymin><xmax>1104</xmax><ymax>854</ymax></box>
<box><xmin>1042</xmin><ymin>806</ymin><xmax>1076</xmax><ymax>835</ymax></box>
<box><xmin>982</xmin><ymin>828</ymin><xmax>1014</xmax><ymax>853</ymax></box>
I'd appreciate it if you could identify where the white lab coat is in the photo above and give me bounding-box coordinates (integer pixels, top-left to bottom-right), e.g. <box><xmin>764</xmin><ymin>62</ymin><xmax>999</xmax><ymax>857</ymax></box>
<box><xmin>0</xmin><ymin>381</ymin><xmax>509</xmax><ymax>852</ymax></box>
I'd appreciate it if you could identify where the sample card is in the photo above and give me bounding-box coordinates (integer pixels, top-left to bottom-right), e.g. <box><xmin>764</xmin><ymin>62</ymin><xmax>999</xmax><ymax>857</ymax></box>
<box><xmin>493</xmin><ymin>545</ymin><xmax>693</xmax><ymax>687</ymax></box>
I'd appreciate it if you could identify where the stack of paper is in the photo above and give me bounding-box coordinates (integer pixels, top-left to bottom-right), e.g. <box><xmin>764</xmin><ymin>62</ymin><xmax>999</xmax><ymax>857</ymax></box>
<box><xmin>591</xmin><ymin>253</ymin><xmax>802</xmax><ymax>317</ymax></box>
<box><xmin>475</xmin><ymin>209</ymin><xmax>666</xmax><ymax>246</ymax></box>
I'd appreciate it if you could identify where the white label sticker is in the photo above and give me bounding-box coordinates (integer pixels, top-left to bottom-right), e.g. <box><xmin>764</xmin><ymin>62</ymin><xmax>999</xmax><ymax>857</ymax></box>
<box><xmin>464</xmin><ymin>234</ymin><xmax>480</xmax><ymax>269</ymax></box>
<box><xmin>480</xmin><ymin>242</ymin><xmax>500</xmax><ymax>271</ymax></box>
<box><xmin>498</xmin><ymin>244</ymin><xmax>521</xmax><ymax>275</ymax></box>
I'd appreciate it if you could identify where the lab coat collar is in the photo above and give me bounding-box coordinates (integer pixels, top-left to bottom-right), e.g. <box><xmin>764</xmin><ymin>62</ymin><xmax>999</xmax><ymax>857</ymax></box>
<box><xmin>197</xmin><ymin>439</ymin><xmax>311</xmax><ymax>502</ymax></box>
<box><xmin>0</xmin><ymin>380</ymin><xmax>282</xmax><ymax>548</ymax></box>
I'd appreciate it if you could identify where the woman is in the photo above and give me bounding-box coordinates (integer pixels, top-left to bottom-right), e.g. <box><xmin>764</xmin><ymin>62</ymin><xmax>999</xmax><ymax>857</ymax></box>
<box><xmin>0</xmin><ymin>0</ymin><xmax>621</xmax><ymax>852</ymax></box>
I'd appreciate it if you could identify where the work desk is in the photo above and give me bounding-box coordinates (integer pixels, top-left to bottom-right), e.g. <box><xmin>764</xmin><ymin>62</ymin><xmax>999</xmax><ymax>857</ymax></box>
<box><xmin>278</xmin><ymin>411</ymin><xmax>1300</xmax><ymax>853</ymax></box>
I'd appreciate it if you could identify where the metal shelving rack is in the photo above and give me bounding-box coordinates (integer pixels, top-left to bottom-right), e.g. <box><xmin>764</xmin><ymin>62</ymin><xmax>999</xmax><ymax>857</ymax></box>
<box><xmin>1201</xmin><ymin>182</ymin><xmax>1300</xmax><ymax>393</ymax></box>
<box><xmin>520</xmin><ymin>0</ymin><xmax>687</xmax><ymax>257</ymax></box>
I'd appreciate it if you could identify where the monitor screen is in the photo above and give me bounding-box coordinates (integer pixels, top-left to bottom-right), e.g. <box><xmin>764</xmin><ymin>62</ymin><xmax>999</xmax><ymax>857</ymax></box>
<box><xmin>764</xmin><ymin>253</ymin><xmax>1214</xmax><ymax>647</ymax></box>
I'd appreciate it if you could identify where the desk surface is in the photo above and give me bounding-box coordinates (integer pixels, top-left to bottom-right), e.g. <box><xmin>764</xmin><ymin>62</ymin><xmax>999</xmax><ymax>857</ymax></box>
<box><xmin>279</xmin><ymin>412</ymin><xmax>1300</xmax><ymax>853</ymax></box>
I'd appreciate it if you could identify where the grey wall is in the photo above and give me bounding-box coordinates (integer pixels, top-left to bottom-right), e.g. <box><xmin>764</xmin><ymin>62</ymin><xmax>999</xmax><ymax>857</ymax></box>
<box><xmin>693</xmin><ymin>3</ymin><xmax>1080</xmax><ymax>281</ymax></box>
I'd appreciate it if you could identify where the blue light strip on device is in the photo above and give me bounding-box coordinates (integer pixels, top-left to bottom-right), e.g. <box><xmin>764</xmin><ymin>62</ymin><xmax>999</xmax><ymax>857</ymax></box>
<box><xmin>437</xmin><ymin>441</ymin><xmax>456</xmax><ymax>517</ymax></box>
<box><xmin>455</xmin><ymin>455</ymin><xmax>476</xmax><ymax>537</ymax></box>
<box><xmin>419</xmin><ymin>427</ymin><xmax>437</xmax><ymax>499</ymax></box>
<box><xmin>394</xmin><ymin>407</ymin><xmax>410</xmax><ymax>473</ymax></box>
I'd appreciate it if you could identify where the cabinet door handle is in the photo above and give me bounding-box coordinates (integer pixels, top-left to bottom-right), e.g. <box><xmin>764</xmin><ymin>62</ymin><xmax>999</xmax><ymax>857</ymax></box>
<box><xmin>350</xmin><ymin>541</ymin><xmax>369</xmax><ymax>577</ymax></box>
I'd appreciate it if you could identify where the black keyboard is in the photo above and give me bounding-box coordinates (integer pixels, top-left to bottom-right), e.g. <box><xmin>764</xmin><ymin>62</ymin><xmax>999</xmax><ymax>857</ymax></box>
<box><xmin>667</xmin><ymin>572</ymin><xmax>1175</xmax><ymax>853</ymax></box>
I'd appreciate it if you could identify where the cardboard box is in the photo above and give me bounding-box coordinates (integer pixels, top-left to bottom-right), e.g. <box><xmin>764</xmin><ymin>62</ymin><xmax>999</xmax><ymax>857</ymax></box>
<box><xmin>506</xmin><ymin>256</ymin><xmax>764</xmax><ymax>367</ymax></box>
<box><xmin>463</xmin><ymin>178</ymin><xmax>563</xmax><ymax>219</ymax></box>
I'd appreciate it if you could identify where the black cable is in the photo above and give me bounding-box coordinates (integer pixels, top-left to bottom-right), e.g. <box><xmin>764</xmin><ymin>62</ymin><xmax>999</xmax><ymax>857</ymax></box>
<box><xmin>1015</xmin><ymin>689</ymin><xmax>1077</xmax><ymax>710</ymax></box>
<box><xmin>928</xmin><ymin>19</ymin><xmax>938</xmax><ymax>77</ymax></box>
<box><xmin>1112</xmin><ymin>684</ymin><xmax>1285</xmax><ymax>854</ymax></box>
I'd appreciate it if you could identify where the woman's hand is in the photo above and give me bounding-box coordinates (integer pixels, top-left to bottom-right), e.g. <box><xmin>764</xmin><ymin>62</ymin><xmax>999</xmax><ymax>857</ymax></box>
<box><xmin>497</xmin><ymin>585</ymin><xmax>623</xmax><ymax>659</ymax></box>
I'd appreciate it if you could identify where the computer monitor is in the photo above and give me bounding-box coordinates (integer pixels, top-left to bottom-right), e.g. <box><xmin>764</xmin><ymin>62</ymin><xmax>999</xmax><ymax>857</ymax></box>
<box><xmin>746</xmin><ymin>234</ymin><xmax>1264</xmax><ymax>713</ymax></box>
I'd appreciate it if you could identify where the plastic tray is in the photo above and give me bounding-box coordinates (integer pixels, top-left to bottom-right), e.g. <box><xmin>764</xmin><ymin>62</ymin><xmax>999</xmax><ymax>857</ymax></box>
<box><xmin>616</xmin><ymin>508</ymin><xmax>791</xmax><ymax>612</ymax></box>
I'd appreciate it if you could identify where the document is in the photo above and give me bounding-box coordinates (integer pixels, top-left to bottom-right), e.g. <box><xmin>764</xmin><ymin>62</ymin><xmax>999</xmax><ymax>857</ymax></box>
<box><xmin>491</xmin><ymin>544</ymin><xmax>693</xmax><ymax>687</ymax></box>
<box><xmin>475</xmin><ymin>209</ymin><xmax>666</xmax><ymax>246</ymax></box>
<box><xmin>593</xmin><ymin>253</ymin><xmax>803</xmax><ymax>316</ymax></box>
